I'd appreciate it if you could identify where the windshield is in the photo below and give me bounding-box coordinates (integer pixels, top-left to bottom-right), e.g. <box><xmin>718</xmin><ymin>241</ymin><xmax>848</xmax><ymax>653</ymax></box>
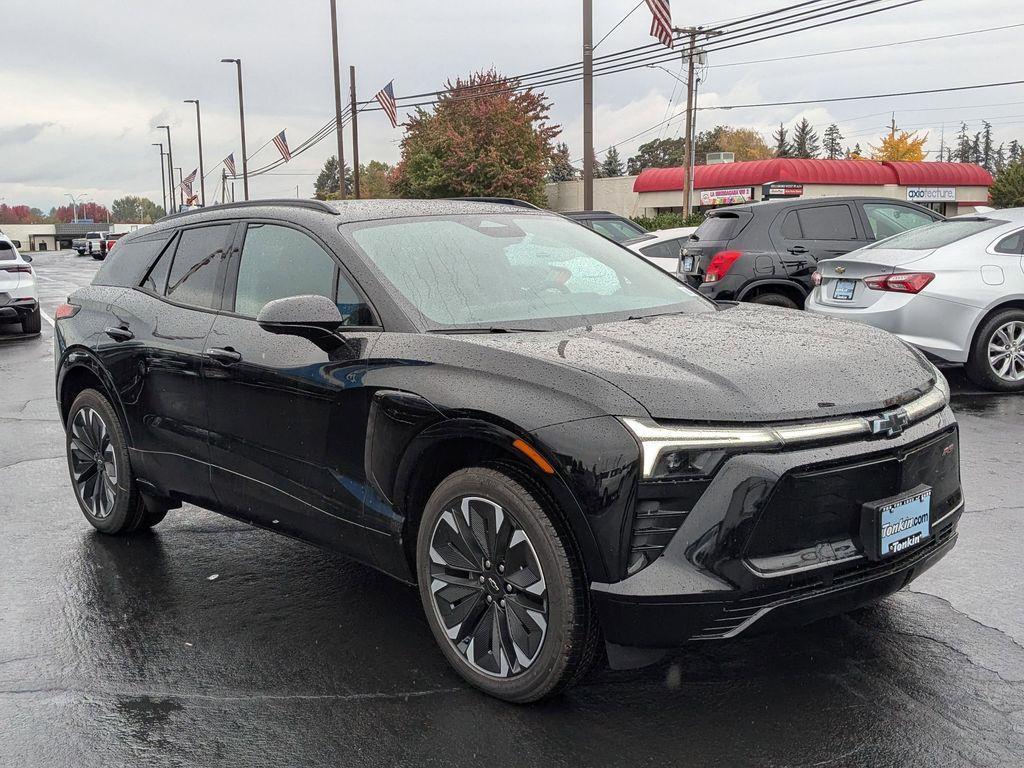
<box><xmin>866</xmin><ymin>218</ymin><xmax>1004</xmax><ymax>250</ymax></box>
<box><xmin>343</xmin><ymin>214</ymin><xmax>708</xmax><ymax>330</ymax></box>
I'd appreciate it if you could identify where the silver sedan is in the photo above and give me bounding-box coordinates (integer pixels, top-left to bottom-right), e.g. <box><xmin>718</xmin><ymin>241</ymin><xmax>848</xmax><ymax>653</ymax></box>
<box><xmin>806</xmin><ymin>209</ymin><xmax>1024</xmax><ymax>391</ymax></box>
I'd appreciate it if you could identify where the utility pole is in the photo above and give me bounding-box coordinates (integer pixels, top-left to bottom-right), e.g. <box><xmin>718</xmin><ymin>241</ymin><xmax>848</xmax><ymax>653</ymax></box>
<box><xmin>678</xmin><ymin>26</ymin><xmax>722</xmax><ymax>215</ymax></box>
<box><xmin>221</xmin><ymin>169</ymin><xmax>227</xmax><ymax>206</ymax></box>
<box><xmin>582</xmin><ymin>0</ymin><xmax>594</xmax><ymax>210</ymax></box>
<box><xmin>176</xmin><ymin>168</ymin><xmax>185</xmax><ymax>209</ymax></box>
<box><xmin>329</xmin><ymin>0</ymin><xmax>347</xmax><ymax>198</ymax></box>
<box><xmin>157</xmin><ymin>125</ymin><xmax>175</xmax><ymax>213</ymax></box>
<box><xmin>349</xmin><ymin>65</ymin><xmax>361</xmax><ymax>198</ymax></box>
<box><xmin>152</xmin><ymin>143</ymin><xmax>167</xmax><ymax>214</ymax></box>
<box><xmin>221</xmin><ymin>59</ymin><xmax>249</xmax><ymax>200</ymax></box>
<box><xmin>184</xmin><ymin>99</ymin><xmax>206</xmax><ymax>206</ymax></box>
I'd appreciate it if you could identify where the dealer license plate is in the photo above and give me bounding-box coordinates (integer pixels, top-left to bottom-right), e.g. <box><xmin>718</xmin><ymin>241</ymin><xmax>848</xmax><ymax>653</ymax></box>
<box><xmin>862</xmin><ymin>486</ymin><xmax>932</xmax><ymax>560</ymax></box>
<box><xmin>832</xmin><ymin>279</ymin><xmax>856</xmax><ymax>300</ymax></box>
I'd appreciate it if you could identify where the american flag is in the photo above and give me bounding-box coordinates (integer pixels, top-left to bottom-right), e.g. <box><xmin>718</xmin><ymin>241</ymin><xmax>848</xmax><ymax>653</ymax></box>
<box><xmin>224</xmin><ymin>153</ymin><xmax>236</xmax><ymax>177</ymax></box>
<box><xmin>645</xmin><ymin>0</ymin><xmax>674</xmax><ymax>48</ymax></box>
<box><xmin>375</xmin><ymin>80</ymin><xmax>398</xmax><ymax>128</ymax></box>
<box><xmin>272</xmin><ymin>130</ymin><xmax>291</xmax><ymax>162</ymax></box>
<box><xmin>180</xmin><ymin>168</ymin><xmax>197</xmax><ymax>196</ymax></box>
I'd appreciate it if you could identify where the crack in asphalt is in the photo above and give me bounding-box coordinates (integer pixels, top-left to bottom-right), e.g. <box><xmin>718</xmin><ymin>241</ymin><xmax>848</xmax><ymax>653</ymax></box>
<box><xmin>0</xmin><ymin>684</ymin><xmax>466</xmax><ymax>704</ymax></box>
<box><xmin>0</xmin><ymin>455</ymin><xmax>63</xmax><ymax>471</ymax></box>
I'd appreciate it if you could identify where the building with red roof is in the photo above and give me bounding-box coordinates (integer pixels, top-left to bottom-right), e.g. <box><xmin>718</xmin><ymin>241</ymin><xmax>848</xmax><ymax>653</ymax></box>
<box><xmin>546</xmin><ymin>158</ymin><xmax>993</xmax><ymax>218</ymax></box>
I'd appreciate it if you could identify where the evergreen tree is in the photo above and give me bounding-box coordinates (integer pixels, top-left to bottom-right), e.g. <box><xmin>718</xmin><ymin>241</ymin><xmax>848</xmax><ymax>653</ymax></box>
<box><xmin>846</xmin><ymin>143</ymin><xmax>863</xmax><ymax>159</ymax></box>
<box><xmin>822</xmin><ymin>124</ymin><xmax>843</xmax><ymax>160</ymax></box>
<box><xmin>314</xmin><ymin>155</ymin><xmax>353</xmax><ymax>198</ymax></box>
<box><xmin>547</xmin><ymin>142</ymin><xmax>578</xmax><ymax>182</ymax></box>
<box><xmin>1009</xmin><ymin>139</ymin><xmax>1022</xmax><ymax>165</ymax></box>
<box><xmin>970</xmin><ymin>132</ymin><xmax>982</xmax><ymax>165</ymax></box>
<box><xmin>995</xmin><ymin>143</ymin><xmax>1007</xmax><ymax>175</ymax></box>
<box><xmin>791</xmin><ymin>118</ymin><xmax>821</xmax><ymax>159</ymax></box>
<box><xmin>981</xmin><ymin>121</ymin><xmax>995</xmax><ymax>172</ymax></box>
<box><xmin>990</xmin><ymin>161</ymin><xmax>1024</xmax><ymax>207</ymax></box>
<box><xmin>601</xmin><ymin>146</ymin><xmax>624</xmax><ymax>177</ymax></box>
<box><xmin>590</xmin><ymin>150</ymin><xmax>606</xmax><ymax>178</ymax></box>
<box><xmin>955</xmin><ymin>123</ymin><xmax>971</xmax><ymax>163</ymax></box>
<box><xmin>772</xmin><ymin>122</ymin><xmax>793</xmax><ymax>158</ymax></box>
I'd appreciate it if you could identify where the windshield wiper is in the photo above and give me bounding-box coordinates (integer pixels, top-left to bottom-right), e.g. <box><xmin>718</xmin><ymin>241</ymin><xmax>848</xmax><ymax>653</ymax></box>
<box><xmin>430</xmin><ymin>326</ymin><xmax>541</xmax><ymax>334</ymax></box>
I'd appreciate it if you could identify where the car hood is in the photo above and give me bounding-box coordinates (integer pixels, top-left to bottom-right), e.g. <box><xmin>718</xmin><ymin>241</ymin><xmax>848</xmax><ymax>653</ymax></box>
<box><xmin>461</xmin><ymin>304</ymin><xmax>935</xmax><ymax>422</ymax></box>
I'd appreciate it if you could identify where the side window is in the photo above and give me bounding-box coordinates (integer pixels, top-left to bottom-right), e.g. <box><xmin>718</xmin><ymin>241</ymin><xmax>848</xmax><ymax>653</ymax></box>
<box><xmin>796</xmin><ymin>205</ymin><xmax>857</xmax><ymax>240</ymax></box>
<box><xmin>591</xmin><ymin>218</ymin><xmax>643</xmax><ymax>243</ymax></box>
<box><xmin>863</xmin><ymin>203</ymin><xmax>935</xmax><ymax>239</ymax></box>
<box><xmin>994</xmin><ymin>230</ymin><xmax>1024</xmax><ymax>255</ymax></box>
<box><xmin>641</xmin><ymin>239</ymin><xmax>683</xmax><ymax>260</ymax></box>
<box><xmin>780</xmin><ymin>211</ymin><xmax>802</xmax><ymax>239</ymax></box>
<box><xmin>164</xmin><ymin>225</ymin><xmax>231</xmax><ymax>308</ymax></box>
<box><xmin>140</xmin><ymin>240</ymin><xmax>173</xmax><ymax>294</ymax></box>
<box><xmin>234</xmin><ymin>223</ymin><xmax>373</xmax><ymax>325</ymax></box>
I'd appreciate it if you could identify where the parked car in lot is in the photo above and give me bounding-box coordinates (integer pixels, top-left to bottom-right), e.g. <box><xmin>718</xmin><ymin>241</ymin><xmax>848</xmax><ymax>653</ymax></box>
<box><xmin>562</xmin><ymin>210</ymin><xmax>648</xmax><ymax>243</ymax></box>
<box><xmin>73</xmin><ymin>237</ymin><xmax>88</xmax><ymax>255</ymax></box>
<box><xmin>688</xmin><ymin>197</ymin><xmax>943</xmax><ymax>309</ymax></box>
<box><xmin>624</xmin><ymin>226</ymin><xmax>697</xmax><ymax>272</ymax></box>
<box><xmin>807</xmin><ymin>209</ymin><xmax>1024</xmax><ymax>392</ymax></box>
<box><xmin>0</xmin><ymin>236</ymin><xmax>40</xmax><ymax>333</ymax></box>
<box><xmin>84</xmin><ymin>231</ymin><xmax>110</xmax><ymax>257</ymax></box>
<box><xmin>54</xmin><ymin>199</ymin><xmax>961</xmax><ymax>702</ymax></box>
<box><xmin>92</xmin><ymin>232</ymin><xmax>125</xmax><ymax>260</ymax></box>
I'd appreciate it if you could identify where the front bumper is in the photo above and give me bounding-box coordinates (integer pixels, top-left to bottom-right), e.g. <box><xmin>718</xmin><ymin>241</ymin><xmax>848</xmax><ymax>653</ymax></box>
<box><xmin>591</xmin><ymin>407</ymin><xmax>961</xmax><ymax>649</ymax></box>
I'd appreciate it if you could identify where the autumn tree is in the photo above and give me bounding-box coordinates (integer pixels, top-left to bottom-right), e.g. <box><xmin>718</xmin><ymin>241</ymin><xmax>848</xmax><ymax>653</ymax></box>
<box><xmin>359</xmin><ymin>160</ymin><xmax>396</xmax><ymax>198</ymax></box>
<box><xmin>717</xmin><ymin>127</ymin><xmax>772</xmax><ymax>161</ymax></box>
<box><xmin>870</xmin><ymin>129</ymin><xmax>928</xmax><ymax>162</ymax></box>
<box><xmin>314</xmin><ymin>155</ymin><xmax>353</xmax><ymax>199</ymax></box>
<box><xmin>601</xmin><ymin>146</ymin><xmax>624</xmax><ymax>177</ymax></box>
<box><xmin>627</xmin><ymin>137</ymin><xmax>686</xmax><ymax>174</ymax></box>
<box><xmin>392</xmin><ymin>69</ymin><xmax>559</xmax><ymax>205</ymax></box>
<box><xmin>0</xmin><ymin>204</ymin><xmax>42</xmax><ymax>224</ymax></box>
<box><xmin>53</xmin><ymin>202</ymin><xmax>109</xmax><ymax>223</ymax></box>
<box><xmin>822</xmin><ymin>124</ymin><xmax>844</xmax><ymax>160</ymax></box>
<box><xmin>990</xmin><ymin>162</ymin><xmax>1024</xmax><ymax>208</ymax></box>
<box><xmin>547</xmin><ymin>142</ymin><xmax>577</xmax><ymax>182</ymax></box>
<box><xmin>846</xmin><ymin>144</ymin><xmax>864</xmax><ymax>159</ymax></box>
<box><xmin>772</xmin><ymin>123</ymin><xmax>792</xmax><ymax>158</ymax></box>
<box><xmin>791</xmin><ymin>118</ymin><xmax>820</xmax><ymax>159</ymax></box>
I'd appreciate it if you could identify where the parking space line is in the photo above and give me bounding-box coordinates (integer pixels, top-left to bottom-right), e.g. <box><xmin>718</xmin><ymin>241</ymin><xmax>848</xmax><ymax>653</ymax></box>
<box><xmin>40</xmin><ymin>310</ymin><xmax>54</xmax><ymax>327</ymax></box>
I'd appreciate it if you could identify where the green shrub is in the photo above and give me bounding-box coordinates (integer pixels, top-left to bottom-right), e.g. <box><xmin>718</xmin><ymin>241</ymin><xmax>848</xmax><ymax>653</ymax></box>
<box><xmin>631</xmin><ymin>212</ymin><xmax>705</xmax><ymax>231</ymax></box>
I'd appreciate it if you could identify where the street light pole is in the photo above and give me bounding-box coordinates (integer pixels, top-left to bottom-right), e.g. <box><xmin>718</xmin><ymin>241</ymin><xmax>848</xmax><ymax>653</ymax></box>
<box><xmin>64</xmin><ymin>192</ymin><xmax>83</xmax><ymax>223</ymax></box>
<box><xmin>582</xmin><ymin>0</ymin><xmax>594</xmax><ymax>211</ymax></box>
<box><xmin>329</xmin><ymin>0</ymin><xmax>347</xmax><ymax>198</ymax></box>
<box><xmin>221</xmin><ymin>58</ymin><xmax>249</xmax><ymax>200</ymax></box>
<box><xmin>157</xmin><ymin>125</ymin><xmax>175</xmax><ymax>213</ymax></box>
<box><xmin>184</xmin><ymin>99</ymin><xmax>206</xmax><ymax>207</ymax></box>
<box><xmin>176</xmin><ymin>168</ymin><xmax>184</xmax><ymax>209</ymax></box>
<box><xmin>349</xmin><ymin>65</ymin><xmax>360</xmax><ymax>198</ymax></box>
<box><xmin>152</xmin><ymin>143</ymin><xmax>167</xmax><ymax>214</ymax></box>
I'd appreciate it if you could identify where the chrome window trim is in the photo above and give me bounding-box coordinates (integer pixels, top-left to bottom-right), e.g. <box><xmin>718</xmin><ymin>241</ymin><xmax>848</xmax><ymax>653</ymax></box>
<box><xmin>623</xmin><ymin>380</ymin><xmax>950</xmax><ymax>478</ymax></box>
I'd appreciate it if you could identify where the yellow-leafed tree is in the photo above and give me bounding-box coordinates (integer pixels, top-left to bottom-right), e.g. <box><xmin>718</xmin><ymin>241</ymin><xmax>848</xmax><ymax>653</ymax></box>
<box><xmin>870</xmin><ymin>130</ymin><xmax>928</xmax><ymax>162</ymax></box>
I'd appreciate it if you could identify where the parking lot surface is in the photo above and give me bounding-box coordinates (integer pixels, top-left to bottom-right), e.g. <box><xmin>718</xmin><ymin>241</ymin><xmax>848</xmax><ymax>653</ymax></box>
<box><xmin>2</xmin><ymin>250</ymin><xmax>1023</xmax><ymax>767</ymax></box>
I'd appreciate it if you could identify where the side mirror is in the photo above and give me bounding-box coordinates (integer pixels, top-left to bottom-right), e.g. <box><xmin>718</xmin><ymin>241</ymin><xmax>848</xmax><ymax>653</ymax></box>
<box><xmin>22</xmin><ymin>254</ymin><xmax>32</xmax><ymax>263</ymax></box>
<box><xmin>257</xmin><ymin>294</ymin><xmax>344</xmax><ymax>337</ymax></box>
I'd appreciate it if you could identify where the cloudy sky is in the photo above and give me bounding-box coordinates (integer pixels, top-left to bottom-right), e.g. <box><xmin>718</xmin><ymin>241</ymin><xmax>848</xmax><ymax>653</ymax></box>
<box><xmin>1</xmin><ymin>0</ymin><xmax>1021</xmax><ymax>210</ymax></box>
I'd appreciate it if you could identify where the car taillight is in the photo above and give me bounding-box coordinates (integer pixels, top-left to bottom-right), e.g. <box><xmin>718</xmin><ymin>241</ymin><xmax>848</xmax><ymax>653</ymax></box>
<box><xmin>864</xmin><ymin>272</ymin><xmax>935</xmax><ymax>294</ymax></box>
<box><xmin>811</xmin><ymin>270</ymin><xmax>822</xmax><ymax>286</ymax></box>
<box><xmin>704</xmin><ymin>250</ymin><xmax>742</xmax><ymax>283</ymax></box>
<box><xmin>55</xmin><ymin>303</ymin><xmax>81</xmax><ymax>320</ymax></box>
<box><xmin>1</xmin><ymin>265</ymin><xmax>32</xmax><ymax>274</ymax></box>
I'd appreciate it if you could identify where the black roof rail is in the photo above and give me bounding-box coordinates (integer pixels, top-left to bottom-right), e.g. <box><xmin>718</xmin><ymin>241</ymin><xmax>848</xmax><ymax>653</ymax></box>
<box><xmin>445</xmin><ymin>196</ymin><xmax>542</xmax><ymax>210</ymax></box>
<box><xmin>156</xmin><ymin>198</ymin><xmax>339</xmax><ymax>223</ymax></box>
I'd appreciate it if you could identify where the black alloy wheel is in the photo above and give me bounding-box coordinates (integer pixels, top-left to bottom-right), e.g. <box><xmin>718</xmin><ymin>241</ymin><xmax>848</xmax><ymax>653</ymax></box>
<box><xmin>416</xmin><ymin>467</ymin><xmax>599</xmax><ymax>703</ymax></box>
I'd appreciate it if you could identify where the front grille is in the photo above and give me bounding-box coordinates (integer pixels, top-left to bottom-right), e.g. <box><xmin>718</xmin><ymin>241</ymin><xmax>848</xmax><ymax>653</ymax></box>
<box><xmin>627</xmin><ymin>480</ymin><xmax>708</xmax><ymax>576</ymax></box>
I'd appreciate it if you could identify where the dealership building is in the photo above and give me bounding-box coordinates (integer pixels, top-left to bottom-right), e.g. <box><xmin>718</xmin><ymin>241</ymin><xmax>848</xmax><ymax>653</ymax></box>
<box><xmin>546</xmin><ymin>158</ymin><xmax>993</xmax><ymax>219</ymax></box>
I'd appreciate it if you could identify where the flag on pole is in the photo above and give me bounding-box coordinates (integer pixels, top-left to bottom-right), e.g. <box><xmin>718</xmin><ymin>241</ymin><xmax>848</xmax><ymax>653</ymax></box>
<box><xmin>645</xmin><ymin>0</ymin><xmax>674</xmax><ymax>48</ymax></box>
<box><xmin>272</xmin><ymin>130</ymin><xmax>291</xmax><ymax>162</ymax></box>
<box><xmin>224</xmin><ymin>153</ymin><xmax>236</xmax><ymax>177</ymax></box>
<box><xmin>180</xmin><ymin>168</ymin><xmax>197</xmax><ymax>198</ymax></box>
<box><xmin>375</xmin><ymin>81</ymin><xmax>398</xmax><ymax>128</ymax></box>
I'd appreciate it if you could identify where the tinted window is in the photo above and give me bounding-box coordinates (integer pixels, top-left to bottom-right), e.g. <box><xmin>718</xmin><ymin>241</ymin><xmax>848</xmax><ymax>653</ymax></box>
<box><xmin>141</xmin><ymin>245</ymin><xmax>172</xmax><ymax>293</ymax></box>
<box><xmin>165</xmin><ymin>225</ymin><xmax>230</xmax><ymax>308</ymax></box>
<box><xmin>234</xmin><ymin>224</ymin><xmax>372</xmax><ymax>325</ymax></box>
<box><xmin>640</xmin><ymin>239</ymin><xmax>685</xmax><ymax>260</ymax></box>
<box><xmin>97</xmin><ymin>235</ymin><xmax>172</xmax><ymax>287</ymax></box>
<box><xmin>590</xmin><ymin>218</ymin><xmax>645</xmax><ymax>242</ymax></box>
<box><xmin>345</xmin><ymin>214</ymin><xmax>703</xmax><ymax>330</ymax></box>
<box><xmin>995</xmin><ymin>229</ymin><xmax>1024</xmax><ymax>254</ymax></box>
<box><xmin>780</xmin><ymin>211</ymin><xmax>801</xmax><ymax>239</ymax></box>
<box><xmin>797</xmin><ymin>205</ymin><xmax>857</xmax><ymax>240</ymax></box>
<box><xmin>863</xmin><ymin>203</ymin><xmax>935</xmax><ymax>239</ymax></box>
<box><xmin>693</xmin><ymin>212</ymin><xmax>746</xmax><ymax>242</ymax></box>
<box><xmin>0</xmin><ymin>240</ymin><xmax>14</xmax><ymax>261</ymax></box>
<box><xmin>866</xmin><ymin>218</ymin><xmax>1004</xmax><ymax>250</ymax></box>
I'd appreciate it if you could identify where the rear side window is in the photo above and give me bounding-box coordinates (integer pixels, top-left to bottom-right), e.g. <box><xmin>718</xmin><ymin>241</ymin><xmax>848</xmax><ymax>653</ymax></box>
<box><xmin>164</xmin><ymin>225</ymin><xmax>231</xmax><ymax>308</ymax></box>
<box><xmin>796</xmin><ymin>205</ymin><xmax>857</xmax><ymax>240</ymax></box>
<box><xmin>95</xmin><ymin>234</ymin><xmax>172</xmax><ymax>287</ymax></box>
<box><xmin>866</xmin><ymin>219</ymin><xmax>1004</xmax><ymax>250</ymax></box>
<box><xmin>694</xmin><ymin>212</ymin><xmax>747</xmax><ymax>242</ymax></box>
<box><xmin>640</xmin><ymin>239</ymin><xmax>685</xmax><ymax>260</ymax></box>
<box><xmin>590</xmin><ymin>218</ymin><xmax>645</xmax><ymax>243</ymax></box>
<box><xmin>994</xmin><ymin>230</ymin><xmax>1024</xmax><ymax>254</ymax></box>
<box><xmin>0</xmin><ymin>240</ymin><xmax>14</xmax><ymax>261</ymax></box>
<box><xmin>863</xmin><ymin>203</ymin><xmax>935</xmax><ymax>239</ymax></box>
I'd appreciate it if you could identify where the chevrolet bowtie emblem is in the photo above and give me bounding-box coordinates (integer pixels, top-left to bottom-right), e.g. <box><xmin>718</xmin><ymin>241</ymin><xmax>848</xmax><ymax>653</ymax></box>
<box><xmin>869</xmin><ymin>409</ymin><xmax>910</xmax><ymax>438</ymax></box>
<box><xmin>835</xmin><ymin>266</ymin><xmax>846</xmax><ymax>274</ymax></box>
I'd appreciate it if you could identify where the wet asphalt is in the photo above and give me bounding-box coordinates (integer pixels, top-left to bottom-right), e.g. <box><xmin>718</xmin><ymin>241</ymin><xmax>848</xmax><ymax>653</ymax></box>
<box><xmin>1</xmin><ymin>250</ymin><xmax>1022</xmax><ymax>767</ymax></box>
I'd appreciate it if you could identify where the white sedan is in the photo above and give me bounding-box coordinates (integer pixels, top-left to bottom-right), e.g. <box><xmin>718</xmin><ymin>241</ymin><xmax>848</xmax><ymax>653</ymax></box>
<box><xmin>624</xmin><ymin>226</ymin><xmax>697</xmax><ymax>272</ymax></box>
<box><xmin>0</xmin><ymin>236</ymin><xmax>40</xmax><ymax>334</ymax></box>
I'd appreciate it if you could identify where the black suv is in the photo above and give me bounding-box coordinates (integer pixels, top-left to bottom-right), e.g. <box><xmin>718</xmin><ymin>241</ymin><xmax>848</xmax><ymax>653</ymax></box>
<box><xmin>55</xmin><ymin>199</ymin><xmax>961</xmax><ymax>702</ymax></box>
<box><xmin>687</xmin><ymin>197</ymin><xmax>943</xmax><ymax>308</ymax></box>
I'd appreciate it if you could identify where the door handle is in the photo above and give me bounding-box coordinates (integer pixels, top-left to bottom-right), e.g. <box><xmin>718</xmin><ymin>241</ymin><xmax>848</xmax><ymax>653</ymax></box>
<box><xmin>104</xmin><ymin>326</ymin><xmax>134</xmax><ymax>342</ymax></box>
<box><xmin>788</xmin><ymin>245</ymin><xmax>809</xmax><ymax>254</ymax></box>
<box><xmin>204</xmin><ymin>347</ymin><xmax>242</xmax><ymax>364</ymax></box>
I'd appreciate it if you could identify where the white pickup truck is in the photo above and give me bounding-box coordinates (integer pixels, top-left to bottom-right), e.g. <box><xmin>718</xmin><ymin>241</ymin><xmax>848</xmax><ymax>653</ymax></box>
<box><xmin>84</xmin><ymin>231</ymin><xmax>109</xmax><ymax>257</ymax></box>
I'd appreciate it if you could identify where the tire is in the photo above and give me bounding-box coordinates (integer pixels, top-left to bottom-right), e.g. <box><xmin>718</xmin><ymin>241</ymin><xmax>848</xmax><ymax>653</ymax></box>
<box><xmin>416</xmin><ymin>466</ymin><xmax>599</xmax><ymax>703</ymax></box>
<box><xmin>21</xmin><ymin>307</ymin><xmax>41</xmax><ymax>334</ymax></box>
<box><xmin>65</xmin><ymin>389</ymin><xmax>155</xmax><ymax>534</ymax></box>
<box><xmin>965</xmin><ymin>308</ymin><xmax>1024</xmax><ymax>392</ymax></box>
<box><xmin>749</xmin><ymin>292</ymin><xmax>800</xmax><ymax>310</ymax></box>
<box><xmin>92</xmin><ymin>253</ymin><xmax>104</xmax><ymax>261</ymax></box>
